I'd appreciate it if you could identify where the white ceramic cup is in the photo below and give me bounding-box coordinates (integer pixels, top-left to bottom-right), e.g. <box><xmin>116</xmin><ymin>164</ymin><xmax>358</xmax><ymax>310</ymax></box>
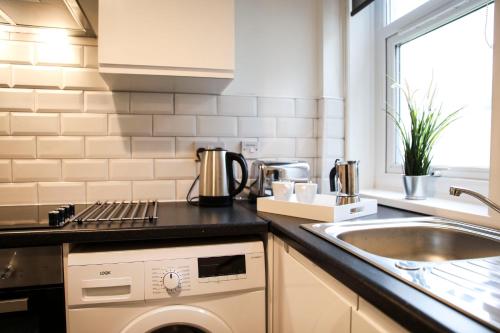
<box><xmin>294</xmin><ymin>182</ymin><xmax>318</xmax><ymax>203</ymax></box>
<box><xmin>272</xmin><ymin>181</ymin><xmax>294</xmax><ymax>201</ymax></box>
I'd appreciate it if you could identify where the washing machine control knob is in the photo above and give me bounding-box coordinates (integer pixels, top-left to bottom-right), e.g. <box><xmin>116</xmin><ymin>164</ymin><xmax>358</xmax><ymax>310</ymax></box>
<box><xmin>163</xmin><ymin>271</ymin><xmax>181</xmax><ymax>292</ymax></box>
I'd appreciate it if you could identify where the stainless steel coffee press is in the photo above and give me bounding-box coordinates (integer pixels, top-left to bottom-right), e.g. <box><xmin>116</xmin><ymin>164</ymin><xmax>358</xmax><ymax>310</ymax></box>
<box><xmin>329</xmin><ymin>159</ymin><xmax>360</xmax><ymax>205</ymax></box>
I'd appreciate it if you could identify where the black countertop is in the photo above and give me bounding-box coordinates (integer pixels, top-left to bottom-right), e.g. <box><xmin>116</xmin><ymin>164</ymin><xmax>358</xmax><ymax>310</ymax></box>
<box><xmin>0</xmin><ymin>202</ymin><xmax>268</xmax><ymax>248</ymax></box>
<box><xmin>0</xmin><ymin>201</ymin><xmax>495</xmax><ymax>332</ymax></box>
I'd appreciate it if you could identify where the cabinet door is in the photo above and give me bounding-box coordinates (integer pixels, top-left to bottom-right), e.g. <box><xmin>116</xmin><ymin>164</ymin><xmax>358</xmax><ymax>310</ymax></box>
<box><xmin>352</xmin><ymin>298</ymin><xmax>408</xmax><ymax>333</ymax></box>
<box><xmin>99</xmin><ymin>0</ymin><xmax>234</xmax><ymax>78</ymax></box>
<box><xmin>272</xmin><ymin>237</ymin><xmax>356</xmax><ymax>333</ymax></box>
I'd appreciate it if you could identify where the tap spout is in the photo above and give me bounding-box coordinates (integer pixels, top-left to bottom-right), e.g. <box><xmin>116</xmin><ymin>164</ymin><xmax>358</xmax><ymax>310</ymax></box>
<box><xmin>449</xmin><ymin>186</ymin><xmax>500</xmax><ymax>214</ymax></box>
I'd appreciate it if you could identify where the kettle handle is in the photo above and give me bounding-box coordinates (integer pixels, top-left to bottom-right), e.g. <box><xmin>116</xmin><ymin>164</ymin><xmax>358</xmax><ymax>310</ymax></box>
<box><xmin>226</xmin><ymin>152</ymin><xmax>248</xmax><ymax>196</ymax></box>
<box><xmin>195</xmin><ymin>147</ymin><xmax>205</xmax><ymax>161</ymax></box>
<box><xmin>329</xmin><ymin>158</ymin><xmax>341</xmax><ymax>192</ymax></box>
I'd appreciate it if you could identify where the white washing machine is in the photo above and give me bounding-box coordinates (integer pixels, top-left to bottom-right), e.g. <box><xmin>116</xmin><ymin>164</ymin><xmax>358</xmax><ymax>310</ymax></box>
<box><xmin>66</xmin><ymin>241</ymin><xmax>266</xmax><ymax>333</ymax></box>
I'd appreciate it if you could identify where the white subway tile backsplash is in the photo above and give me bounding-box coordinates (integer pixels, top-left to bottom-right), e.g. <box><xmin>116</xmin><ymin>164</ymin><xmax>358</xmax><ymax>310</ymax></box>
<box><xmin>0</xmin><ymin>160</ymin><xmax>11</xmax><ymax>182</ymax></box>
<box><xmin>175</xmin><ymin>137</ymin><xmax>218</xmax><ymax>158</ymax></box>
<box><xmin>131</xmin><ymin>137</ymin><xmax>175</xmax><ymax>158</ymax></box>
<box><xmin>319</xmin><ymin>98</ymin><xmax>344</xmax><ymax>118</ymax></box>
<box><xmin>62</xmin><ymin>159</ymin><xmax>108</xmax><ymax>181</ymax></box>
<box><xmin>153</xmin><ymin>115</ymin><xmax>196</xmax><ymax>136</ymax></box>
<box><xmin>87</xmin><ymin>181</ymin><xmax>132</xmax><ymax>202</ymax></box>
<box><xmin>109</xmin><ymin>159</ymin><xmax>153</xmax><ymax>180</ymax></box>
<box><xmin>84</xmin><ymin>91</ymin><xmax>129</xmax><ymax>113</ymax></box>
<box><xmin>12</xmin><ymin>65</ymin><xmax>62</xmax><ymax>88</ymax></box>
<box><xmin>320</xmin><ymin>118</ymin><xmax>344</xmax><ymax>138</ymax></box>
<box><xmin>85</xmin><ymin>137</ymin><xmax>131</xmax><ymax>158</ymax></box>
<box><xmin>197</xmin><ymin>116</ymin><xmax>237</xmax><ymax>137</ymax></box>
<box><xmin>131</xmin><ymin>93</ymin><xmax>174</xmax><ymax>114</ymax></box>
<box><xmin>38</xmin><ymin>182</ymin><xmax>85</xmax><ymax>204</ymax></box>
<box><xmin>296</xmin><ymin>138</ymin><xmax>317</xmax><ymax>158</ymax></box>
<box><xmin>0</xmin><ymin>41</ymin><xmax>33</xmax><ymax>65</ymax></box>
<box><xmin>238</xmin><ymin>117</ymin><xmax>276</xmax><ymax>137</ymax></box>
<box><xmin>83</xmin><ymin>46</ymin><xmax>98</xmax><ymax>68</ymax></box>
<box><xmin>108</xmin><ymin>114</ymin><xmax>152</xmax><ymax>136</ymax></box>
<box><xmin>295</xmin><ymin>99</ymin><xmax>317</xmax><ymax>118</ymax></box>
<box><xmin>0</xmin><ymin>113</ymin><xmax>9</xmax><ymax>134</ymax></box>
<box><xmin>133</xmin><ymin>180</ymin><xmax>175</xmax><ymax>201</ymax></box>
<box><xmin>37</xmin><ymin>136</ymin><xmax>84</xmax><ymax>158</ymax></box>
<box><xmin>0</xmin><ymin>65</ymin><xmax>10</xmax><ymax>87</ymax></box>
<box><xmin>0</xmin><ymin>88</ymin><xmax>35</xmax><ymax>111</ymax></box>
<box><xmin>36</xmin><ymin>90</ymin><xmax>83</xmax><ymax>112</ymax></box>
<box><xmin>35</xmin><ymin>44</ymin><xmax>83</xmax><ymax>67</ymax></box>
<box><xmin>155</xmin><ymin>159</ymin><xmax>197</xmax><ymax>179</ymax></box>
<box><xmin>175</xmin><ymin>94</ymin><xmax>217</xmax><ymax>115</ymax></box>
<box><xmin>258</xmin><ymin>97</ymin><xmax>294</xmax><ymax>117</ymax></box>
<box><xmin>13</xmin><ymin>159</ymin><xmax>61</xmax><ymax>182</ymax></box>
<box><xmin>0</xmin><ymin>35</ymin><xmax>337</xmax><ymax>205</ymax></box>
<box><xmin>0</xmin><ymin>137</ymin><xmax>36</xmax><ymax>158</ymax></box>
<box><xmin>61</xmin><ymin>113</ymin><xmax>107</xmax><ymax>135</ymax></box>
<box><xmin>277</xmin><ymin>118</ymin><xmax>314</xmax><ymax>138</ymax></box>
<box><xmin>218</xmin><ymin>96</ymin><xmax>257</xmax><ymax>116</ymax></box>
<box><xmin>63</xmin><ymin>68</ymin><xmax>108</xmax><ymax>90</ymax></box>
<box><xmin>259</xmin><ymin>138</ymin><xmax>295</xmax><ymax>157</ymax></box>
<box><xmin>0</xmin><ymin>183</ymin><xmax>37</xmax><ymax>205</ymax></box>
<box><xmin>176</xmin><ymin>179</ymin><xmax>198</xmax><ymax>200</ymax></box>
<box><xmin>320</xmin><ymin>139</ymin><xmax>344</xmax><ymax>158</ymax></box>
<box><xmin>11</xmin><ymin>112</ymin><xmax>59</xmax><ymax>135</ymax></box>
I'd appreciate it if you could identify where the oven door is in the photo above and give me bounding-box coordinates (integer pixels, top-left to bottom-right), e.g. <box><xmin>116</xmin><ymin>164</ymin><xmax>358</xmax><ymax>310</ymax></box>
<box><xmin>0</xmin><ymin>285</ymin><xmax>66</xmax><ymax>333</ymax></box>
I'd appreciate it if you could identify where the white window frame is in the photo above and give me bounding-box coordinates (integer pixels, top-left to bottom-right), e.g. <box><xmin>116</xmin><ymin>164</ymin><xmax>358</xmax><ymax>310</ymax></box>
<box><xmin>374</xmin><ymin>0</ymin><xmax>493</xmax><ymax>196</ymax></box>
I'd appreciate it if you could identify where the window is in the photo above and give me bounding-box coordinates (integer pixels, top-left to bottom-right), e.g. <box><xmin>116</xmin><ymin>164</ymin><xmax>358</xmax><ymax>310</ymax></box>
<box><xmin>384</xmin><ymin>0</ymin><xmax>494</xmax><ymax>180</ymax></box>
<box><xmin>387</xmin><ymin>0</ymin><xmax>429</xmax><ymax>23</ymax></box>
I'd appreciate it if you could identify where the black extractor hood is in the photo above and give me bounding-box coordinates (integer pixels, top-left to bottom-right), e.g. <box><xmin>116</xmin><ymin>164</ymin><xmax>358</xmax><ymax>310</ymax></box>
<box><xmin>351</xmin><ymin>0</ymin><xmax>375</xmax><ymax>16</ymax></box>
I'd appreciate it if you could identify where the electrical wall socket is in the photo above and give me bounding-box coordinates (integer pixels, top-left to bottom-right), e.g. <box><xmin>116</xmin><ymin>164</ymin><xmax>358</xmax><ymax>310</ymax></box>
<box><xmin>241</xmin><ymin>140</ymin><xmax>259</xmax><ymax>159</ymax></box>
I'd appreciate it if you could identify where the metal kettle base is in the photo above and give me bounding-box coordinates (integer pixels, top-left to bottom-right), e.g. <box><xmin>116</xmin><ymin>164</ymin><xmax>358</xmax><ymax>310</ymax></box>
<box><xmin>336</xmin><ymin>195</ymin><xmax>360</xmax><ymax>206</ymax></box>
<box><xmin>199</xmin><ymin>196</ymin><xmax>233</xmax><ymax>207</ymax></box>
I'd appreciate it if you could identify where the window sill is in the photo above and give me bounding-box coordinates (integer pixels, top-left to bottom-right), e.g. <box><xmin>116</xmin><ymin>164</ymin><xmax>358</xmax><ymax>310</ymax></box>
<box><xmin>360</xmin><ymin>189</ymin><xmax>497</xmax><ymax>228</ymax></box>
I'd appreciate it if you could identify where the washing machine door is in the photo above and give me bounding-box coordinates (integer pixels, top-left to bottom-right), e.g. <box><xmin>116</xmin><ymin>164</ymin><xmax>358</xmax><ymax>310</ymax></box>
<box><xmin>121</xmin><ymin>305</ymin><xmax>232</xmax><ymax>333</ymax></box>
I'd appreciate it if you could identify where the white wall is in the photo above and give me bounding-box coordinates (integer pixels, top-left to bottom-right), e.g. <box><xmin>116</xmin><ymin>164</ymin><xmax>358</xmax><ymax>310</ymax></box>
<box><xmin>345</xmin><ymin>2</ymin><xmax>376</xmax><ymax>190</ymax></box>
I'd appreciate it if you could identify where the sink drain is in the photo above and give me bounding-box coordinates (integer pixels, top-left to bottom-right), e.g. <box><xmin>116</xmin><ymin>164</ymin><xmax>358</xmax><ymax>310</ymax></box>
<box><xmin>395</xmin><ymin>261</ymin><xmax>421</xmax><ymax>270</ymax></box>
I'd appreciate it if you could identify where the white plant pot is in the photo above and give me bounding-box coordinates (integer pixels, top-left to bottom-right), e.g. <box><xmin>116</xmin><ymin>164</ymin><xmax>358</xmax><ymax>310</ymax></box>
<box><xmin>402</xmin><ymin>175</ymin><xmax>430</xmax><ymax>200</ymax></box>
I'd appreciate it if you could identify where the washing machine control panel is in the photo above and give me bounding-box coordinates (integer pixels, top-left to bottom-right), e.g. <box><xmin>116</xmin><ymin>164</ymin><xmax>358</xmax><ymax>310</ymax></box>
<box><xmin>148</xmin><ymin>260</ymin><xmax>192</xmax><ymax>297</ymax></box>
<box><xmin>127</xmin><ymin>242</ymin><xmax>264</xmax><ymax>300</ymax></box>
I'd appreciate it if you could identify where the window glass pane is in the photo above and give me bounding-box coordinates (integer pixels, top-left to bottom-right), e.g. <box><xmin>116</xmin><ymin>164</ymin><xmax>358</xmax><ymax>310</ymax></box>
<box><xmin>397</xmin><ymin>3</ymin><xmax>494</xmax><ymax>169</ymax></box>
<box><xmin>388</xmin><ymin>0</ymin><xmax>429</xmax><ymax>23</ymax></box>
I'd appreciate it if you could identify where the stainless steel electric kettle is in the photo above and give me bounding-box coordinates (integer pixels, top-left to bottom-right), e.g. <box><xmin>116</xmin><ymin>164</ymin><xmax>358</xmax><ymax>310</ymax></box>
<box><xmin>196</xmin><ymin>148</ymin><xmax>248</xmax><ymax>206</ymax></box>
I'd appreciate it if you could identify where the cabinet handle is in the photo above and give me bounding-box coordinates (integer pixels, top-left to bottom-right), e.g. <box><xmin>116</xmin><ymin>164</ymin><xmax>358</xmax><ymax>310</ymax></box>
<box><xmin>0</xmin><ymin>298</ymin><xmax>28</xmax><ymax>313</ymax></box>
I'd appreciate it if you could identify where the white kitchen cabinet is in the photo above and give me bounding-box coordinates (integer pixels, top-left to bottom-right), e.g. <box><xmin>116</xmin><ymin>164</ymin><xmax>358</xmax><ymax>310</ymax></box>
<box><xmin>272</xmin><ymin>236</ymin><xmax>357</xmax><ymax>333</ymax></box>
<box><xmin>352</xmin><ymin>298</ymin><xmax>408</xmax><ymax>333</ymax></box>
<box><xmin>98</xmin><ymin>0</ymin><xmax>234</xmax><ymax>92</ymax></box>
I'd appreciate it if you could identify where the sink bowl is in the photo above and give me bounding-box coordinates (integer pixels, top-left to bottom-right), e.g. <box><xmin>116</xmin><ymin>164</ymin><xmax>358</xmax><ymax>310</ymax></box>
<box><xmin>334</xmin><ymin>223</ymin><xmax>500</xmax><ymax>262</ymax></box>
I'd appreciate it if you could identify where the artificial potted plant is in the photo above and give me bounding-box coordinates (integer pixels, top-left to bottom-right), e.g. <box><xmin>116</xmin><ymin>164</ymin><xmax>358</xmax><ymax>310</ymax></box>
<box><xmin>388</xmin><ymin>80</ymin><xmax>461</xmax><ymax>200</ymax></box>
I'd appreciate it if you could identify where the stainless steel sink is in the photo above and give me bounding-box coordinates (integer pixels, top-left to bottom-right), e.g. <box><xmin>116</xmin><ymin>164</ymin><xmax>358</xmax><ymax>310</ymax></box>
<box><xmin>302</xmin><ymin>217</ymin><xmax>500</xmax><ymax>330</ymax></box>
<box><xmin>332</xmin><ymin>220</ymin><xmax>500</xmax><ymax>262</ymax></box>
